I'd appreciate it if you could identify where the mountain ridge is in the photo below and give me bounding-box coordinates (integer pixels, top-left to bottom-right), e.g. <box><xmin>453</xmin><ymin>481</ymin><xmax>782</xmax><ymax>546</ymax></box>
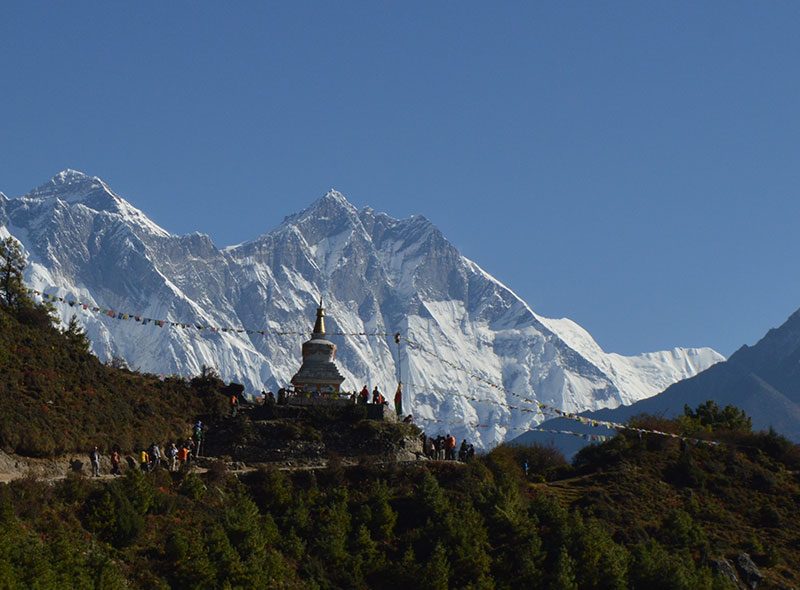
<box><xmin>515</xmin><ymin>306</ymin><xmax>800</xmax><ymax>450</ymax></box>
<box><xmin>0</xmin><ymin>170</ymin><xmax>724</xmax><ymax>447</ymax></box>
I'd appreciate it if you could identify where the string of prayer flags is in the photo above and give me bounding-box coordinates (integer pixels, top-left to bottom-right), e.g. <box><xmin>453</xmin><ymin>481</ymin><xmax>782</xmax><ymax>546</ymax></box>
<box><xmin>29</xmin><ymin>287</ymin><xmax>393</xmax><ymax>338</ymax></box>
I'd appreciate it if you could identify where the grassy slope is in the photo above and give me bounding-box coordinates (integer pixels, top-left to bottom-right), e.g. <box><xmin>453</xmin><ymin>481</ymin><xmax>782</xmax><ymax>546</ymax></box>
<box><xmin>0</xmin><ymin>304</ymin><xmax>227</xmax><ymax>456</ymax></box>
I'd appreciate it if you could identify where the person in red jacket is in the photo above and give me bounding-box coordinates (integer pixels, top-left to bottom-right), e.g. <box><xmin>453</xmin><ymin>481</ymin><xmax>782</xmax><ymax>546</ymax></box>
<box><xmin>445</xmin><ymin>434</ymin><xmax>457</xmax><ymax>460</ymax></box>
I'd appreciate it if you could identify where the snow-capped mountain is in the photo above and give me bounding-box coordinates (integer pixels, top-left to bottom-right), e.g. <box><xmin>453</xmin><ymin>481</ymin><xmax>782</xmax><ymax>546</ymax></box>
<box><xmin>0</xmin><ymin>170</ymin><xmax>724</xmax><ymax>447</ymax></box>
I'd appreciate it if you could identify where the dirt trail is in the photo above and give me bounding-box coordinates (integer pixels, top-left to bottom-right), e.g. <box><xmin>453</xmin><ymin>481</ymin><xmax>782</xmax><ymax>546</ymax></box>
<box><xmin>0</xmin><ymin>450</ymin><xmax>345</xmax><ymax>484</ymax></box>
<box><xmin>0</xmin><ymin>449</ymin><xmax>435</xmax><ymax>484</ymax></box>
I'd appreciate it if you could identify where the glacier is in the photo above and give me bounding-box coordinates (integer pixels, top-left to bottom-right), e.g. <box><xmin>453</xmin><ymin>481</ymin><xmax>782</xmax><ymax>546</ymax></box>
<box><xmin>0</xmin><ymin>170</ymin><xmax>724</xmax><ymax>448</ymax></box>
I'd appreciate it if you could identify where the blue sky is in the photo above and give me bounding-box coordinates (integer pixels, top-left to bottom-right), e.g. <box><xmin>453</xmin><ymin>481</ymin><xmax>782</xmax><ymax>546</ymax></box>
<box><xmin>1</xmin><ymin>2</ymin><xmax>799</xmax><ymax>357</ymax></box>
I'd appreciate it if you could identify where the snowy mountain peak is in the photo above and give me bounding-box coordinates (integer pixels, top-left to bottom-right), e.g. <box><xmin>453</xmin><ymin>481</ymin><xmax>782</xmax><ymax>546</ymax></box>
<box><xmin>311</xmin><ymin>188</ymin><xmax>358</xmax><ymax>214</ymax></box>
<box><xmin>28</xmin><ymin>169</ymin><xmax>110</xmax><ymax>202</ymax></box>
<box><xmin>271</xmin><ymin>189</ymin><xmax>365</xmax><ymax>249</ymax></box>
<box><xmin>20</xmin><ymin>170</ymin><xmax>171</xmax><ymax>238</ymax></box>
<box><xmin>324</xmin><ymin>188</ymin><xmax>348</xmax><ymax>203</ymax></box>
<box><xmin>54</xmin><ymin>168</ymin><xmax>90</xmax><ymax>183</ymax></box>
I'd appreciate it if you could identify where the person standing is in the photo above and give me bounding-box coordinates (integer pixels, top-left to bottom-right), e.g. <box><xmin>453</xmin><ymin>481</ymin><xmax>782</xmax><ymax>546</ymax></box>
<box><xmin>459</xmin><ymin>439</ymin><xmax>468</xmax><ymax>462</ymax></box>
<box><xmin>139</xmin><ymin>448</ymin><xmax>150</xmax><ymax>472</ymax></box>
<box><xmin>110</xmin><ymin>449</ymin><xmax>121</xmax><ymax>476</ymax></box>
<box><xmin>445</xmin><ymin>434</ymin><xmax>456</xmax><ymax>460</ymax></box>
<box><xmin>178</xmin><ymin>444</ymin><xmax>190</xmax><ymax>469</ymax></box>
<box><xmin>168</xmin><ymin>443</ymin><xmax>179</xmax><ymax>472</ymax></box>
<box><xmin>192</xmin><ymin>422</ymin><xmax>204</xmax><ymax>457</ymax></box>
<box><xmin>394</xmin><ymin>383</ymin><xmax>403</xmax><ymax>417</ymax></box>
<box><xmin>90</xmin><ymin>446</ymin><xmax>101</xmax><ymax>477</ymax></box>
<box><xmin>372</xmin><ymin>386</ymin><xmax>381</xmax><ymax>404</ymax></box>
<box><xmin>149</xmin><ymin>443</ymin><xmax>162</xmax><ymax>470</ymax></box>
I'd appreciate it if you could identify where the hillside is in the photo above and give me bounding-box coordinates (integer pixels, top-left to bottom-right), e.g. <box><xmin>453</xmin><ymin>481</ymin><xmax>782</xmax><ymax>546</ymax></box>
<box><xmin>0</xmin><ymin>297</ymin><xmax>228</xmax><ymax>456</ymax></box>
<box><xmin>1</xmin><ymin>408</ymin><xmax>799</xmax><ymax>588</ymax></box>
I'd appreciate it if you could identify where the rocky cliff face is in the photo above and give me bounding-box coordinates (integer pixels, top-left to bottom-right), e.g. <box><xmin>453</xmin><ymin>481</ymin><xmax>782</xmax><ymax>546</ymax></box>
<box><xmin>0</xmin><ymin>170</ymin><xmax>723</xmax><ymax>447</ymax></box>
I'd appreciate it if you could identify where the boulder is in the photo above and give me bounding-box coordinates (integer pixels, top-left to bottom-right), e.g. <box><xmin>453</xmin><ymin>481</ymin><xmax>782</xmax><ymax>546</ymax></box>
<box><xmin>735</xmin><ymin>553</ymin><xmax>763</xmax><ymax>589</ymax></box>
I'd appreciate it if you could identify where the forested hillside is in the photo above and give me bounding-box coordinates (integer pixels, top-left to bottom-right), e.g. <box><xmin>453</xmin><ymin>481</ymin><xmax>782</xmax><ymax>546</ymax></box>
<box><xmin>1</xmin><ymin>414</ymin><xmax>799</xmax><ymax>589</ymax></box>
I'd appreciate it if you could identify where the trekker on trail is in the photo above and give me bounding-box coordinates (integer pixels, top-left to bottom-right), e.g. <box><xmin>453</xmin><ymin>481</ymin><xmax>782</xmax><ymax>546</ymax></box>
<box><xmin>358</xmin><ymin>385</ymin><xmax>369</xmax><ymax>404</ymax></box>
<box><xmin>110</xmin><ymin>449</ymin><xmax>121</xmax><ymax>476</ymax></box>
<box><xmin>445</xmin><ymin>434</ymin><xmax>457</xmax><ymax>460</ymax></box>
<box><xmin>394</xmin><ymin>383</ymin><xmax>403</xmax><ymax>417</ymax></box>
<box><xmin>90</xmin><ymin>446</ymin><xmax>101</xmax><ymax>477</ymax></box>
<box><xmin>178</xmin><ymin>444</ymin><xmax>190</xmax><ymax>468</ymax></box>
<box><xmin>230</xmin><ymin>393</ymin><xmax>239</xmax><ymax>417</ymax></box>
<box><xmin>458</xmin><ymin>439</ymin><xmax>469</xmax><ymax>462</ymax></box>
<box><xmin>192</xmin><ymin>422</ymin><xmax>204</xmax><ymax>457</ymax></box>
<box><xmin>168</xmin><ymin>443</ymin><xmax>179</xmax><ymax>472</ymax></box>
<box><xmin>139</xmin><ymin>449</ymin><xmax>150</xmax><ymax>472</ymax></box>
<box><xmin>435</xmin><ymin>436</ymin><xmax>446</xmax><ymax>460</ymax></box>
<box><xmin>372</xmin><ymin>386</ymin><xmax>381</xmax><ymax>404</ymax></box>
<box><xmin>425</xmin><ymin>436</ymin><xmax>436</xmax><ymax>458</ymax></box>
<box><xmin>149</xmin><ymin>443</ymin><xmax>162</xmax><ymax>470</ymax></box>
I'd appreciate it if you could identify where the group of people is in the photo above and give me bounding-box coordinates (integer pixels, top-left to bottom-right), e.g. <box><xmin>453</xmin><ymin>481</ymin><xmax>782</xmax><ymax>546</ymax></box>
<box><xmin>357</xmin><ymin>383</ymin><xmax>404</xmax><ymax>417</ymax></box>
<box><xmin>87</xmin><ymin>421</ymin><xmax>205</xmax><ymax>477</ymax></box>
<box><xmin>422</xmin><ymin>434</ymin><xmax>475</xmax><ymax>462</ymax></box>
<box><xmin>136</xmin><ymin>439</ymin><xmax>194</xmax><ymax>473</ymax></box>
<box><xmin>256</xmin><ymin>382</ymin><xmax>406</xmax><ymax>419</ymax></box>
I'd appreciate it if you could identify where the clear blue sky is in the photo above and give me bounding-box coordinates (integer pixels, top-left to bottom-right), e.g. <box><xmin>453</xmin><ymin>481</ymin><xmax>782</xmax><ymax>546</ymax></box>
<box><xmin>2</xmin><ymin>2</ymin><xmax>799</xmax><ymax>357</ymax></box>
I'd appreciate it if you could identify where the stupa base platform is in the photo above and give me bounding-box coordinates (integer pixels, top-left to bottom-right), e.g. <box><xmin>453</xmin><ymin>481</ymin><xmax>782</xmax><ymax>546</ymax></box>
<box><xmin>286</xmin><ymin>395</ymin><xmax>355</xmax><ymax>407</ymax></box>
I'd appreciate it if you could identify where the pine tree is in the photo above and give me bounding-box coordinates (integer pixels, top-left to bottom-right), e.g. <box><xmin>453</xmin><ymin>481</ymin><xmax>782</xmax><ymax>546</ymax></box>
<box><xmin>0</xmin><ymin>237</ymin><xmax>25</xmax><ymax>309</ymax></box>
<box><xmin>551</xmin><ymin>547</ymin><xmax>578</xmax><ymax>590</ymax></box>
<box><xmin>424</xmin><ymin>543</ymin><xmax>450</xmax><ymax>590</ymax></box>
<box><xmin>368</xmin><ymin>480</ymin><xmax>397</xmax><ymax>542</ymax></box>
<box><xmin>64</xmin><ymin>316</ymin><xmax>91</xmax><ymax>354</ymax></box>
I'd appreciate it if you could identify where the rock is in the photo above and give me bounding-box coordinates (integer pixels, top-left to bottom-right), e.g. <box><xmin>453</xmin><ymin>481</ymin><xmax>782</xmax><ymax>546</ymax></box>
<box><xmin>709</xmin><ymin>558</ymin><xmax>740</xmax><ymax>588</ymax></box>
<box><xmin>735</xmin><ymin>553</ymin><xmax>763</xmax><ymax>589</ymax></box>
<box><xmin>393</xmin><ymin>449</ymin><xmax>420</xmax><ymax>462</ymax></box>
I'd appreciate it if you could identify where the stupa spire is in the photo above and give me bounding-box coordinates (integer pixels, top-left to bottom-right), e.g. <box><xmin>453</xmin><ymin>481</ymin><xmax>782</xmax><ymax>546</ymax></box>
<box><xmin>312</xmin><ymin>299</ymin><xmax>326</xmax><ymax>337</ymax></box>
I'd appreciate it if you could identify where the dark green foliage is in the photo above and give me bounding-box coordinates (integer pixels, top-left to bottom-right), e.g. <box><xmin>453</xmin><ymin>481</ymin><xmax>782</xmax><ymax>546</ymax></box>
<box><xmin>84</xmin><ymin>486</ymin><xmax>143</xmax><ymax>547</ymax></box>
<box><xmin>682</xmin><ymin>400</ymin><xmax>753</xmax><ymax>433</ymax></box>
<box><xmin>551</xmin><ymin>546</ymin><xmax>578</xmax><ymax>590</ymax></box>
<box><xmin>1</xmin><ymin>420</ymin><xmax>799</xmax><ymax>589</ymax></box>
<box><xmin>424</xmin><ymin>542</ymin><xmax>450</xmax><ymax>590</ymax></box>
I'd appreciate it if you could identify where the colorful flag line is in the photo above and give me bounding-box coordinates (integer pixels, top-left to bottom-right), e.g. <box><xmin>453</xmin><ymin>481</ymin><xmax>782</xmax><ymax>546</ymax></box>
<box><xmin>29</xmin><ymin>289</ymin><xmax>392</xmax><ymax>338</ymax></box>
